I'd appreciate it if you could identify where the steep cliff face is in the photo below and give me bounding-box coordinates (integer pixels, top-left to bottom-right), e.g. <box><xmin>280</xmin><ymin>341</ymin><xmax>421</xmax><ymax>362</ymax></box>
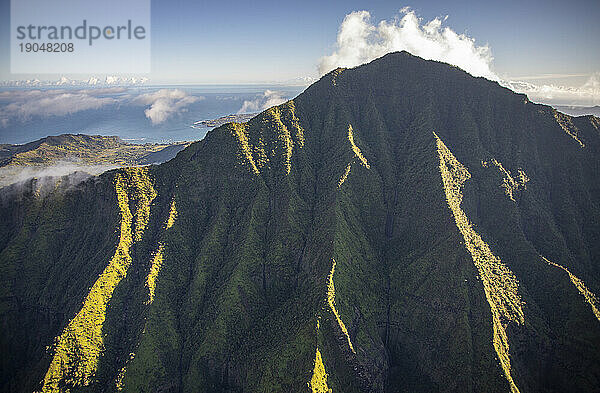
<box><xmin>1</xmin><ymin>52</ymin><xmax>600</xmax><ymax>393</ymax></box>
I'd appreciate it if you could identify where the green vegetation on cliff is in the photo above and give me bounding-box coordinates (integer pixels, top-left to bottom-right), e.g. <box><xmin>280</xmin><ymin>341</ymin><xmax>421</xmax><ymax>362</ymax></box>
<box><xmin>435</xmin><ymin>133</ymin><xmax>524</xmax><ymax>393</ymax></box>
<box><xmin>41</xmin><ymin>168</ymin><xmax>156</xmax><ymax>392</ymax></box>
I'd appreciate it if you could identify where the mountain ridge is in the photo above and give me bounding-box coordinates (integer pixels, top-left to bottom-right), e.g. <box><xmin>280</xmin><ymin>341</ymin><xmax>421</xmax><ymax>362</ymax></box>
<box><xmin>1</xmin><ymin>51</ymin><xmax>600</xmax><ymax>393</ymax></box>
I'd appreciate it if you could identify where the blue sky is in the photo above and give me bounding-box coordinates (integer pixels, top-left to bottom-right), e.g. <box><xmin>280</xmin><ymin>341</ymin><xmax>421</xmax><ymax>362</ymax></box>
<box><xmin>0</xmin><ymin>0</ymin><xmax>599</xmax><ymax>88</ymax></box>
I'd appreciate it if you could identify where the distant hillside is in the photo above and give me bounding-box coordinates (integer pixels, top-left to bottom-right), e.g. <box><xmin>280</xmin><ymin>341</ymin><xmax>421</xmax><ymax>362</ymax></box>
<box><xmin>0</xmin><ymin>134</ymin><xmax>189</xmax><ymax>167</ymax></box>
<box><xmin>0</xmin><ymin>134</ymin><xmax>190</xmax><ymax>187</ymax></box>
<box><xmin>192</xmin><ymin>113</ymin><xmax>257</xmax><ymax>129</ymax></box>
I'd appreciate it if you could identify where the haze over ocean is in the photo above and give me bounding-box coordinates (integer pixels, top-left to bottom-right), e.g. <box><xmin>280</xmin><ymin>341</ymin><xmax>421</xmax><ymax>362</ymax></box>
<box><xmin>0</xmin><ymin>85</ymin><xmax>304</xmax><ymax>144</ymax></box>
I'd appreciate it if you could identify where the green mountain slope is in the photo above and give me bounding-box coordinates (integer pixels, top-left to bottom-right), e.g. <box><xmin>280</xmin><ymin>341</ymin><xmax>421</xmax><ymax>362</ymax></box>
<box><xmin>1</xmin><ymin>52</ymin><xmax>600</xmax><ymax>393</ymax></box>
<box><xmin>0</xmin><ymin>133</ymin><xmax>189</xmax><ymax>167</ymax></box>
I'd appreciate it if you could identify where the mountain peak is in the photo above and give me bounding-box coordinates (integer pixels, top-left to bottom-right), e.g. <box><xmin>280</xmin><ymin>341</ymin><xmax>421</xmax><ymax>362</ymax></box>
<box><xmin>2</xmin><ymin>51</ymin><xmax>600</xmax><ymax>393</ymax></box>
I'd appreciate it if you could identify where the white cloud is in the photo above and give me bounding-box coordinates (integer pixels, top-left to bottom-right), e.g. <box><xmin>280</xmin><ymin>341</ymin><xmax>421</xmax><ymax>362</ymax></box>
<box><xmin>0</xmin><ymin>160</ymin><xmax>117</xmax><ymax>189</ymax></box>
<box><xmin>502</xmin><ymin>73</ymin><xmax>600</xmax><ymax>106</ymax></box>
<box><xmin>57</xmin><ymin>76</ymin><xmax>71</xmax><ymax>86</ymax></box>
<box><xmin>0</xmin><ymin>89</ymin><xmax>117</xmax><ymax>126</ymax></box>
<box><xmin>284</xmin><ymin>76</ymin><xmax>318</xmax><ymax>86</ymax></box>
<box><xmin>319</xmin><ymin>9</ymin><xmax>496</xmax><ymax>79</ymax></box>
<box><xmin>133</xmin><ymin>89</ymin><xmax>202</xmax><ymax>125</ymax></box>
<box><xmin>83</xmin><ymin>87</ymin><xmax>128</xmax><ymax>96</ymax></box>
<box><xmin>0</xmin><ymin>87</ymin><xmax>201</xmax><ymax>128</ymax></box>
<box><xmin>237</xmin><ymin>90</ymin><xmax>288</xmax><ymax>114</ymax></box>
<box><xmin>506</xmin><ymin>73</ymin><xmax>589</xmax><ymax>81</ymax></box>
<box><xmin>0</xmin><ymin>76</ymin><xmax>149</xmax><ymax>87</ymax></box>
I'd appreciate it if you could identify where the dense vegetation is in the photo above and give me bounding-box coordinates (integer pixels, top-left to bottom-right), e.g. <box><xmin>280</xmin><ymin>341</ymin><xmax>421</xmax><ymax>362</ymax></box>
<box><xmin>1</xmin><ymin>52</ymin><xmax>599</xmax><ymax>392</ymax></box>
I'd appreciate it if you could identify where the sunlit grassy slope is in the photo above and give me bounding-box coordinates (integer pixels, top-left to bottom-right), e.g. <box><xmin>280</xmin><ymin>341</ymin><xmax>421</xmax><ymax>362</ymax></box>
<box><xmin>41</xmin><ymin>168</ymin><xmax>156</xmax><ymax>392</ymax></box>
<box><xmin>1</xmin><ymin>52</ymin><xmax>600</xmax><ymax>392</ymax></box>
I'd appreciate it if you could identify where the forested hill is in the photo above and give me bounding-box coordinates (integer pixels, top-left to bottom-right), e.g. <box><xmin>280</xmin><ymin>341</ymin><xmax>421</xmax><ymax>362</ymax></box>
<box><xmin>0</xmin><ymin>133</ymin><xmax>189</xmax><ymax>167</ymax></box>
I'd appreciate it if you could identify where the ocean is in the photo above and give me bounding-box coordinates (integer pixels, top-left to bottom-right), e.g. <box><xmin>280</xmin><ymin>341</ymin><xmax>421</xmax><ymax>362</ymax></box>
<box><xmin>0</xmin><ymin>85</ymin><xmax>306</xmax><ymax>145</ymax></box>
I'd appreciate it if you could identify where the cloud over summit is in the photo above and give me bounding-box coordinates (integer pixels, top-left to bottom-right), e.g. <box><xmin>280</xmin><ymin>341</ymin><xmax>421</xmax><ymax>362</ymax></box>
<box><xmin>319</xmin><ymin>9</ymin><xmax>496</xmax><ymax>80</ymax></box>
<box><xmin>320</xmin><ymin>8</ymin><xmax>599</xmax><ymax>106</ymax></box>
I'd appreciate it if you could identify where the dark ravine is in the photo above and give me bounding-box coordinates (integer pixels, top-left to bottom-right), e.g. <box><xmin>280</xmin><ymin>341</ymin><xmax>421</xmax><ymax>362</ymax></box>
<box><xmin>1</xmin><ymin>51</ymin><xmax>600</xmax><ymax>393</ymax></box>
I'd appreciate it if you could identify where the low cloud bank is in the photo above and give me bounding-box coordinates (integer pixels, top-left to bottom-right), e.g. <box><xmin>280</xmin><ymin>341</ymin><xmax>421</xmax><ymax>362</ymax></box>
<box><xmin>134</xmin><ymin>89</ymin><xmax>202</xmax><ymax>124</ymax></box>
<box><xmin>0</xmin><ymin>76</ymin><xmax>148</xmax><ymax>87</ymax></box>
<box><xmin>0</xmin><ymin>89</ymin><xmax>120</xmax><ymax>127</ymax></box>
<box><xmin>0</xmin><ymin>87</ymin><xmax>203</xmax><ymax>127</ymax></box>
<box><xmin>0</xmin><ymin>161</ymin><xmax>118</xmax><ymax>189</ymax></box>
<box><xmin>503</xmin><ymin>73</ymin><xmax>600</xmax><ymax>106</ymax></box>
<box><xmin>237</xmin><ymin>90</ymin><xmax>288</xmax><ymax>114</ymax></box>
